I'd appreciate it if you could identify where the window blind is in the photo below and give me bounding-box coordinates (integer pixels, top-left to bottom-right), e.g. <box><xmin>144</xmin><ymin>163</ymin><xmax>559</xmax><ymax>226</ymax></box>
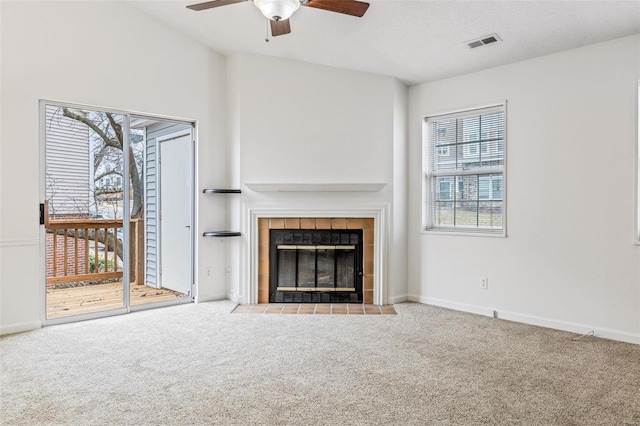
<box><xmin>425</xmin><ymin>105</ymin><xmax>505</xmax><ymax>233</ymax></box>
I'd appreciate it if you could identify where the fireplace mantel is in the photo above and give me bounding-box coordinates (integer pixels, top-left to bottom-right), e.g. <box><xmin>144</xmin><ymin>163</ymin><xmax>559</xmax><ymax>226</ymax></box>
<box><xmin>244</xmin><ymin>183</ymin><xmax>387</xmax><ymax>192</ymax></box>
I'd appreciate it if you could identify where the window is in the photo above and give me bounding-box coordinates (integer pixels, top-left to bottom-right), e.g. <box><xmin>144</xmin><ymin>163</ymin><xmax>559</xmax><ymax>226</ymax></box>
<box><xmin>423</xmin><ymin>104</ymin><xmax>506</xmax><ymax>233</ymax></box>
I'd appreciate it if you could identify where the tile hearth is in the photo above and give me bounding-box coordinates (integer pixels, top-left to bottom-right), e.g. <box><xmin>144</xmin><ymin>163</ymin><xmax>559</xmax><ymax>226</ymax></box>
<box><xmin>232</xmin><ymin>304</ymin><xmax>397</xmax><ymax>315</ymax></box>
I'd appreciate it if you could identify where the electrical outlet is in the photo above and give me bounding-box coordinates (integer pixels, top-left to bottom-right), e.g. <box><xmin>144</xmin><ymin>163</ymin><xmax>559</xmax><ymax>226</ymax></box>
<box><xmin>206</xmin><ymin>267</ymin><xmax>212</xmax><ymax>277</ymax></box>
<box><xmin>480</xmin><ymin>277</ymin><xmax>489</xmax><ymax>290</ymax></box>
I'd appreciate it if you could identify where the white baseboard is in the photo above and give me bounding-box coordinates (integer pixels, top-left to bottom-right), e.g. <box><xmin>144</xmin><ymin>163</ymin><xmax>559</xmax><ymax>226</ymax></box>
<box><xmin>196</xmin><ymin>293</ymin><xmax>227</xmax><ymax>303</ymax></box>
<box><xmin>407</xmin><ymin>295</ymin><xmax>639</xmax><ymax>345</ymax></box>
<box><xmin>496</xmin><ymin>310</ymin><xmax>640</xmax><ymax>345</ymax></box>
<box><xmin>0</xmin><ymin>321</ymin><xmax>42</xmax><ymax>336</ymax></box>
<box><xmin>388</xmin><ymin>294</ymin><xmax>409</xmax><ymax>304</ymax></box>
<box><xmin>410</xmin><ymin>295</ymin><xmax>495</xmax><ymax>317</ymax></box>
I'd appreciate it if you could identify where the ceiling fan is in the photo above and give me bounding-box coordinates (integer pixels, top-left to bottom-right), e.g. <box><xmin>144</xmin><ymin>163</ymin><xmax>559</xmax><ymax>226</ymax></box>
<box><xmin>186</xmin><ymin>0</ymin><xmax>370</xmax><ymax>38</ymax></box>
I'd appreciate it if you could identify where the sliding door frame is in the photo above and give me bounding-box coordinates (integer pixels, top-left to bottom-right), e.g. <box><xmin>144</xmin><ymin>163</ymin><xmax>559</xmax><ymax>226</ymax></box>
<box><xmin>39</xmin><ymin>99</ymin><xmax>196</xmax><ymax>326</ymax></box>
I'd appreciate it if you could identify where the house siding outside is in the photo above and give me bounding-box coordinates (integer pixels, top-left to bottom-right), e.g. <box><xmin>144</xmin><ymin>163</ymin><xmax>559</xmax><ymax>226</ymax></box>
<box><xmin>45</xmin><ymin>105</ymin><xmax>91</xmax><ymax>218</ymax></box>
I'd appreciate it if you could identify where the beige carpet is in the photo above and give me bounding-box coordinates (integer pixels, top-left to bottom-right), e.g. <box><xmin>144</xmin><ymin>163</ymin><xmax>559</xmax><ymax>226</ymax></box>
<box><xmin>1</xmin><ymin>301</ymin><xmax>639</xmax><ymax>425</ymax></box>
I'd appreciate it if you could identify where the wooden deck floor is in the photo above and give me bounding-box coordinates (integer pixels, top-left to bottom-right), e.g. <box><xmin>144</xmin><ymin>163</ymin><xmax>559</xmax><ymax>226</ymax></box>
<box><xmin>46</xmin><ymin>282</ymin><xmax>188</xmax><ymax>319</ymax></box>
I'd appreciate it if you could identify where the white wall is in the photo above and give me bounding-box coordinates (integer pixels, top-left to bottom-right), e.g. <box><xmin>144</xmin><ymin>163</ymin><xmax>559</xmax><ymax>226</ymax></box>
<box><xmin>408</xmin><ymin>35</ymin><xmax>640</xmax><ymax>343</ymax></box>
<box><xmin>232</xmin><ymin>53</ymin><xmax>394</xmax><ymax>185</ymax></box>
<box><xmin>0</xmin><ymin>1</ymin><xmax>228</xmax><ymax>333</ymax></box>
<box><xmin>390</xmin><ymin>79</ymin><xmax>409</xmax><ymax>303</ymax></box>
<box><xmin>226</xmin><ymin>54</ymin><xmax>408</xmax><ymax>303</ymax></box>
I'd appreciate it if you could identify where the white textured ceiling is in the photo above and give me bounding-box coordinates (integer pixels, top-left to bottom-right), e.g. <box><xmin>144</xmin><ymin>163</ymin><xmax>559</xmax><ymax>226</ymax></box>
<box><xmin>130</xmin><ymin>0</ymin><xmax>640</xmax><ymax>86</ymax></box>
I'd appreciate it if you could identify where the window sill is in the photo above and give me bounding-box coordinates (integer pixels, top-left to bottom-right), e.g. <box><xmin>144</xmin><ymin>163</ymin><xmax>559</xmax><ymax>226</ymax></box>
<box><xmin>421</xmin><ymin>229</ymin><xmax>507</xmax><ymax>238</ymax></box>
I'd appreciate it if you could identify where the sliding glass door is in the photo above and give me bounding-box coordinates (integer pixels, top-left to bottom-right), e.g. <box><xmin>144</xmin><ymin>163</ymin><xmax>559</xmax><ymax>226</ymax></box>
<box><xmin>41</xmin><ymin>101</ymin><xmax>194</xmax><ymax>323</ymax></box>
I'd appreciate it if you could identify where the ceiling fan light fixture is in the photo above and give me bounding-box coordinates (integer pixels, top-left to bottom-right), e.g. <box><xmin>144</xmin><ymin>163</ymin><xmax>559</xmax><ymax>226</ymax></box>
<box><xmin>254</xmin><ymin>0</ymin><xmax>300</xmax><ymax>21</ymax></box>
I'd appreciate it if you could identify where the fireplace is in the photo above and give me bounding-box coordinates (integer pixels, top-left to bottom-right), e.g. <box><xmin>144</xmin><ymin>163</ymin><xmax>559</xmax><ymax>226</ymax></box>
<box><xmin>256</xmin><ymin>217</ymin><xmax>375</xmax><ymax>304</ymax></box>
<box><xmin>269</xmin><ymin>229</ymin><xmax>363</xmax><ymax>303</ymax></box>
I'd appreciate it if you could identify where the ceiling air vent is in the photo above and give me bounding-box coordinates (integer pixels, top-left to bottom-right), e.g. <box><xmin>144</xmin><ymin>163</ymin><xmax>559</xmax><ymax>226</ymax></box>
<box><xmin>466</xmin><ymin>33</ymin><xmax>502</xmax><ymax>49</ymax></box>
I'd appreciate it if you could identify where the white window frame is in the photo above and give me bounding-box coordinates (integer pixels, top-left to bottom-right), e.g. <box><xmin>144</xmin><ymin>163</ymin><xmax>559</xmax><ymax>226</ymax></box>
<box><xmin>422</xmin><ymin>102</ymin><xmax>507</xmax><ymax>236</ymax></box>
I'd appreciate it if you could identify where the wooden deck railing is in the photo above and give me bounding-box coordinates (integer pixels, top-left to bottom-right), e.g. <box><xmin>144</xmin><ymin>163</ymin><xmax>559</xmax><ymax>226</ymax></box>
<box><xmin>44</xmin><ymin>201</ymin><xmax>143</xmax><ymax>287</ymax></box>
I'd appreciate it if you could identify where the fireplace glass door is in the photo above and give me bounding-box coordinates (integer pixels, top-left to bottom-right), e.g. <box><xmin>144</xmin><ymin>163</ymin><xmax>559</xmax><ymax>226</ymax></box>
<box><xmin>270</xmin><ymin>230</ymin><xmax>363</xmax><ymax>303</ymax></box>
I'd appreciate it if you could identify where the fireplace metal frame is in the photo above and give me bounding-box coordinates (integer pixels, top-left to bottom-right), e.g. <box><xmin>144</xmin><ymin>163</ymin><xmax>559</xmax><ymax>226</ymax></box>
<box><xmin>269</xmin><ymin>229</ymin><xmax>363</xmax><ymax>303</ymax></box>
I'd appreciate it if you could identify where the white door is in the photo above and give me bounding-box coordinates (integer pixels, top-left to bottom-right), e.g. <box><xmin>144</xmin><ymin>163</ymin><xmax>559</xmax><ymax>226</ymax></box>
<box><xmin>159</xmin><ymin>133</ymin><xmax>192</xmax><ymax>294</ymax></box>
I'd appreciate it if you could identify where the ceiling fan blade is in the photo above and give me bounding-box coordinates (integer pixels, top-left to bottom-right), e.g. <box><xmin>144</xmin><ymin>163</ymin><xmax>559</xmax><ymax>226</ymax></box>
<box><xmin>270</xmin><ymin>19</ymin><xmax>292</xmax><ymax>37</ymax></box>
<box><xmin>186</xmin><ymin>0</ymin><xmax>247</xmax><ymax>12</ymax></box>
<box><xmin>302</xmin><ymin>0</ymin><xmax>370</xmax><ymax>17</ymax></box>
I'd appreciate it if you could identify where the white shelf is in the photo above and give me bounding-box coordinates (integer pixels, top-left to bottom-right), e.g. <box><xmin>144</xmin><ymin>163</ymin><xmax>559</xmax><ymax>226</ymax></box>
<box><xmin>244</xmin><ymin>183</ymin><xmax>387</xmax><ymax>192</ymax></box>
